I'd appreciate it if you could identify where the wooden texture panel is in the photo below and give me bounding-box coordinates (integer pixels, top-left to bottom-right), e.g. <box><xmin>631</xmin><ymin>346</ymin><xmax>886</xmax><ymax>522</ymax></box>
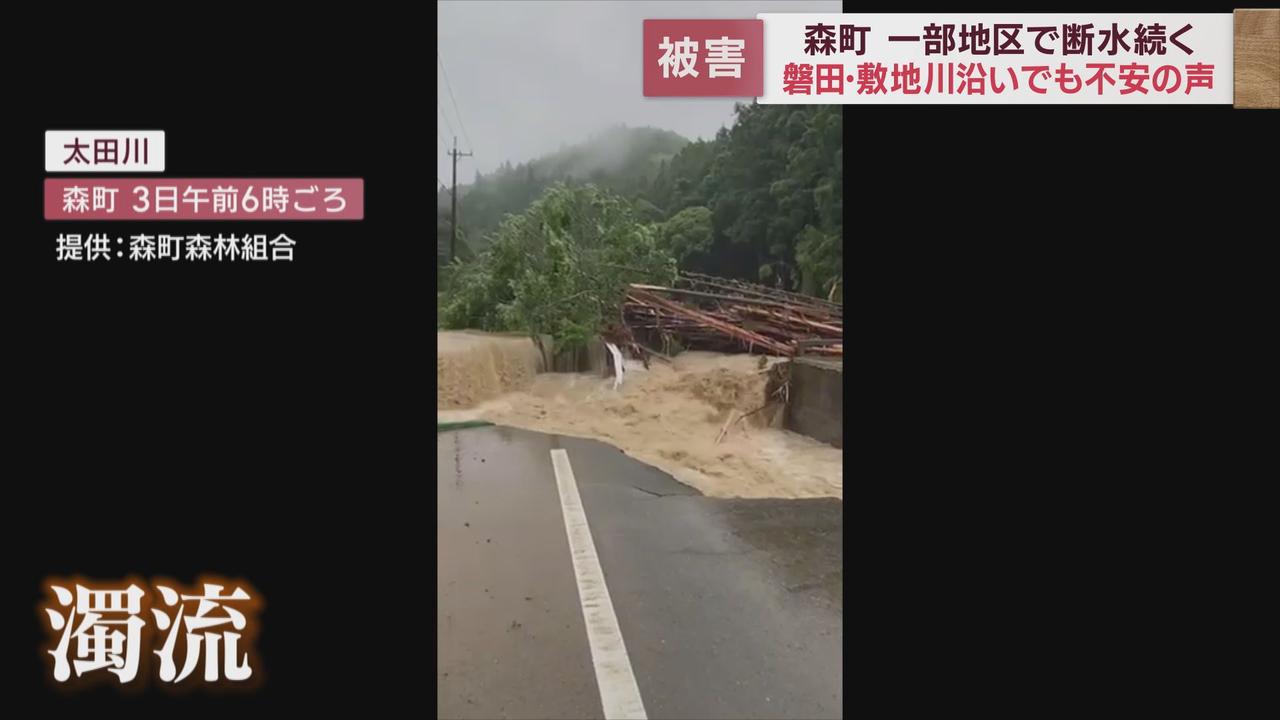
<box><xmin>1234</xmin><ymin>9</ymin><xmax>1280</xmax><ymax>109</ymax></box>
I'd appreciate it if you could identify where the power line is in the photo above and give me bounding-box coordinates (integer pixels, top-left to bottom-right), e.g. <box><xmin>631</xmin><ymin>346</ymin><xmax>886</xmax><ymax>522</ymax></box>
<box><xmin>437</xmin><ymin>50</ymin><xmax>474</xmax><ymax>154</ymax></box>
<box><xmin>438</xmin><ymin>105</ymin><xmax>455</xmax><ymax>142</ymax></box>
<box><xmin>437</xmin><ymin>63</ymin><xmax>468</xmax><ymax>153</ymax></box>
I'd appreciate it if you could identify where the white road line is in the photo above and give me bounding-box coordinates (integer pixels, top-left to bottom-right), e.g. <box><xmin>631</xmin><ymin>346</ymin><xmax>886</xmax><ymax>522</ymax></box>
<box><xmin>550</xmin><ymin>448</ymin><xmax>648</xmax><ymax>720</ymax></box>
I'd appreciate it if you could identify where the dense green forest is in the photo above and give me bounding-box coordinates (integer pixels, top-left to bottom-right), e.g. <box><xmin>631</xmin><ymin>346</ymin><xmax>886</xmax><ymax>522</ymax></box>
<box><xmin>438</xmin><ymin>103</ymin><xmax>842</xmax><ymax>347</ymax></box>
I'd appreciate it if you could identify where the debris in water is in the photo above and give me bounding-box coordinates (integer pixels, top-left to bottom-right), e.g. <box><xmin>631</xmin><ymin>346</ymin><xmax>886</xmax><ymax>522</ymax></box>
<box><xmin>605</xmin><ymin>341</ymin><xmax>626</xmax><ymax>390</ymax></box>
<box><xmin>623</xmin><ymin>272</ymin><xmax>842</xmax><ymax>358</ymax></box>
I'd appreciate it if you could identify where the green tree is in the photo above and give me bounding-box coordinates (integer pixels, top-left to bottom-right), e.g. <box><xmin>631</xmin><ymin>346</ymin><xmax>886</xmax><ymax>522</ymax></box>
<box><xmin>440</xmin><ymin>184</ymin><xmax>676</xmax><ymax>350</ymax></box>
<box><xmin>658</xmin><ymin>206</ymin><xmax>713</xmax><ymax>265</ymax></box>
<box><xmin>645</xmin><ymin>103</ymin><xmax>842</xmax><ymax>295</ymax></box>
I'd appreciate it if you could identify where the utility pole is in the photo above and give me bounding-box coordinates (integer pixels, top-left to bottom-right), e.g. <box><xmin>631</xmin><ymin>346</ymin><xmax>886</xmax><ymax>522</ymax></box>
<box><xmin>448</xmin><ymin>136</ymin><xmax>472</xmax><ymax>263</ymax></box>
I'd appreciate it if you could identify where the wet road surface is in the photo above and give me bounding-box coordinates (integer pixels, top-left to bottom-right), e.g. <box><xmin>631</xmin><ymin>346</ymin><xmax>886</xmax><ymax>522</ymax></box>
<box><xmin>438</xmin><ymin>425</ymin><xmax>842</xmax><ymax>719</ymax></box>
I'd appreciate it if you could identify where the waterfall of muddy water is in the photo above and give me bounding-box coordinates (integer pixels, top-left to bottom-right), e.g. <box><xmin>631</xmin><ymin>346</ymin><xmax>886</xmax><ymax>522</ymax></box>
<box><xmin>437</xmin><ymin>331</ymin><xmax>547</xmax><ymax>409</ymax></box>
<box><xmin>437</xmin><ymin>334</ymin><xmax>842</xmax><ymax>499</ymax></box>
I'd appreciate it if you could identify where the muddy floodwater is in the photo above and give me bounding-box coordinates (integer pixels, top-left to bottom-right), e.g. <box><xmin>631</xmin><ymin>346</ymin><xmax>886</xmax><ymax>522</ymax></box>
<box><xmin>437</xmin><ymin>331</ymin><xmax>547</xmax><ymax>409</ymax></box>
<box><xmin>438</xmin><ymin>332</ymin><xmax>842</xmax><ymax>499</ymax></box>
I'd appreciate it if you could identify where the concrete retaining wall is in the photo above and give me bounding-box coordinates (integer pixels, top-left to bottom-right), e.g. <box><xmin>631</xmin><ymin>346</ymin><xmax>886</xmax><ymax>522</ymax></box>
<box><xmin>785</xmin><ymin>358</ymin><xmax>842</xmax><ymax>448</ymax></box>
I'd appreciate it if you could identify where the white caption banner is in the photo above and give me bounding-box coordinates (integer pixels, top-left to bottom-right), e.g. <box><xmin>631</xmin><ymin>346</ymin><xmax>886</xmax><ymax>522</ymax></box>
<box><xmin>758</xmin><ymin>14</ymin><xmax>1233</xmax><ymax>104</ymax></box>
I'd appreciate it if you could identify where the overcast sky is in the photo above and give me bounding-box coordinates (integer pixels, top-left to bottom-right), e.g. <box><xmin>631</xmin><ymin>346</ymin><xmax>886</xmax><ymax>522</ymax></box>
<box><xmin>437</xmin><ymin>0</ymin><xmax>840</xmax><ymax>184</ymax></box>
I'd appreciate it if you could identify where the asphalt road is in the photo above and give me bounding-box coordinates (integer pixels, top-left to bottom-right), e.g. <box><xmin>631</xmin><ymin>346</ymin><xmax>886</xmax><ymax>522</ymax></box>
<box><xmin>438</xmin><ymin>425</ymin><xmax>842</xmax><ymax>720</ymax></box>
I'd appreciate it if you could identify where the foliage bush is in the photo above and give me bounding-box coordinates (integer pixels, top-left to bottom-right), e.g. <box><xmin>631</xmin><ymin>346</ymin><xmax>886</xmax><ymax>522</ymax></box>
<box><xmin>439</xmin><ymin>184</ymin><xmax>676</xmax><ymax>350</ymax></box>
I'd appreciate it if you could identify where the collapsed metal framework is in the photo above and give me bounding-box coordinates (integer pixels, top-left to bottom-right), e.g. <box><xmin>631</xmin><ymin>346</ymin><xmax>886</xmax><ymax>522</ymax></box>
<box><xmin>621</xmin><ymin>272</ymin><xmax>843</xmax><ymax>359</ymax></box>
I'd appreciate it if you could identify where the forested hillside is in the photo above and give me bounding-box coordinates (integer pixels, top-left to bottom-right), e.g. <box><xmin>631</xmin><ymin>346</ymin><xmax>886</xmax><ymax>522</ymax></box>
<box><xmin>437</xmin><ymin>103</ymin><xmax>842</xmax><ymax>346</ymax></box>
<box><xmin>439</xmin><ymin>105</ymin><xmax>840</xmax><ymax>297</ymax></box>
